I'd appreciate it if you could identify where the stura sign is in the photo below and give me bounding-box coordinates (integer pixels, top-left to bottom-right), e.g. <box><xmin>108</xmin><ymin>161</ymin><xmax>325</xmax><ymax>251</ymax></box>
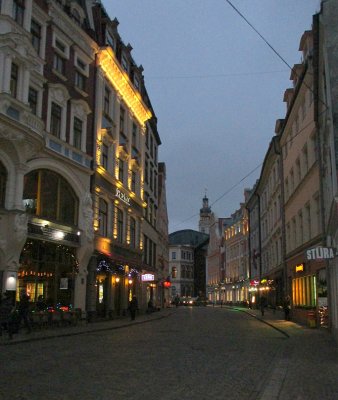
<box><xmin>306</xmin><ymin>246</ymin><xmax>337</xmax><ymax>260</ymax></box>
<box><xmin>115</xmin><ymin>188</ymin><xmax>130</xmax><ymax>206</ymax></box>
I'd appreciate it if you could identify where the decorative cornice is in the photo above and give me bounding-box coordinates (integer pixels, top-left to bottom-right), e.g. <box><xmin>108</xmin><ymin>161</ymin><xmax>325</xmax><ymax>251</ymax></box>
<box><xmin>97</xmin><ymin>48</ymin><xmax>152</xmax><ymax>128</ymax></box>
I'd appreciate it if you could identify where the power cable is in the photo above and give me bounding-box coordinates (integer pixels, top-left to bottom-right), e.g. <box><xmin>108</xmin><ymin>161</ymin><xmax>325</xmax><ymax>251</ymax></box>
<box><xmin>225</xmin><ymin>0</ymin><xmax>328</xmax><ymax>108</ymax></box>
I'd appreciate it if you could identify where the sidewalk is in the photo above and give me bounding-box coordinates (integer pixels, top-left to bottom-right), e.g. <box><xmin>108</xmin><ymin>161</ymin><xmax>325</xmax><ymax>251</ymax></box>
<box><xmin>0</xmin><ymin>308</ymin><xmax>175</xmax><ymax>346</ymax></box>
<box><xmin>229</xmin><ymin>305</ymin><xmax>306</xmax><ymax>337</ymax></box>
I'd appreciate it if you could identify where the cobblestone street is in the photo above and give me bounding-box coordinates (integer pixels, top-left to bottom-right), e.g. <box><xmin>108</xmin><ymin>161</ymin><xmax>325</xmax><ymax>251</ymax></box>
<box><xmin>0</xmin><ymin>306</ymin><xmax>337</xmax><ymax>400</ymax></box>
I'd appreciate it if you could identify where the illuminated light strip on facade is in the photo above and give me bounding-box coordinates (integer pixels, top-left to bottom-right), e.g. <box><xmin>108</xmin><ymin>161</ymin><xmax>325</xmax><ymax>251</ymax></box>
<box><xmin>97</xmin><ymin>48</ymin><xmax>152</xmax><ymax>128</ymax></box>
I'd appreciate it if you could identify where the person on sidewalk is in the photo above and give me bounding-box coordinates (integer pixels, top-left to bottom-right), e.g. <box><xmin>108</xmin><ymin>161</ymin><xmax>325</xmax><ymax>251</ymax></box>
<box><xmin>129</xmin><ymin>295</ymin><xmax>138</xmax><ymax>321</ymax></box>
<box><xmin>17</xmin><ymin>289</ymin><xmax>32</xmax><ymax>334</ymax></box>
<box><xmin>260</xmin><ymin>296</ymin><xmax>267</xmax><ymax>316</ymax></box>
<box><xmin>0</xmin><ymin>292</ymin><xmax>14</xmax><ymax>339</ymax></box>
<box><xmin>283</xmin><ymin>295</ymin><xmax>291</xmax><ymax>321</ymax></box>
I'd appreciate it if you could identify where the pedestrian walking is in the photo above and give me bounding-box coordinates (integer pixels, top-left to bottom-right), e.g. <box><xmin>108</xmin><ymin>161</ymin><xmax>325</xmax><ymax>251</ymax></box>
<box><xmin>283</xmin><ymin>295</ymin><xmax>291</xmax><ymax>321</ymax></box>
<box><xmin>260</xmin><ymin>295</ymin><xmax>267</xmax><ymax>316</ymax></box>
<box><xmin>17</xmin><ymin>289</ymin><xmax>32</xmax><ymax>333</ymax></box>
<box><xmin>128</xmin><ymin>295</ymin><xmax>138</xmax><ymax>321</ymax></box>
<box><xmin>0</xmin><ymin>292</ymin><xmax>15</xmax><ymax>339</ymax></box>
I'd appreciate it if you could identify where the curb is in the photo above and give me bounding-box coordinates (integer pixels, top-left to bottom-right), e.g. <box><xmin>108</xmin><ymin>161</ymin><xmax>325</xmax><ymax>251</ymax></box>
<box><xmin>233</xmin><ymin>307</ymin><xmax>290</xmax><ymax>338</ymax></box>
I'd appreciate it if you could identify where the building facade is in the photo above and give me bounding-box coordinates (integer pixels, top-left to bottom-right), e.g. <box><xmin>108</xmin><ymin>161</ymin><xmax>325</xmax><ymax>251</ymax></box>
<box><xmin>0</xmin><ymin>0</ymin><xmax>96</xmax><ymax>313</ymax></box>
<box><xmin>223</xmin><ymin>191</ymin><xmax>250</xmax><ymax>304</ymax></box>
<box><xmin>169</xmin><ymin>230</ymin><xmax>209</xmax><ymax>300</ymax></box>
<box><xmin>0</xmin><ymin>0</ymin><xmax>168</xmax><ymax>319</ymax></box>
<box><xmin>316</xmin><ymin>0</ymin><xmax>338</xmax><ymax>340</ymax></box>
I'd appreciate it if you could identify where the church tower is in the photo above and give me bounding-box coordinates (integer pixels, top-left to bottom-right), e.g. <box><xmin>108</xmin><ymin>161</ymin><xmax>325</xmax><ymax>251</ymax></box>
<box><xmin>199</xmin><ymin>192</ymin><xmax>212</xmax><ymax>234</ymax></box>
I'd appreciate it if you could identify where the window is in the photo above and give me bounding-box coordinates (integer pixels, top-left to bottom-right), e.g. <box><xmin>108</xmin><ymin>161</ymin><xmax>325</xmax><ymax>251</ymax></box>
<box><xmin>98</xmin><ymin>198</ymin><xmax>107</xmax><ymax>237</ymax></box>
<box><xmin>73</xmin><ymin>117</ymin><xmax>83</xmax><ymax>150</ymax></box>
<box><xmin>10</xmin><ymin>63</ymin><xmax>18</xmax><ymax>98</ymax></box>
<box><xmin>13</xmin><ymin>0</ymin><xmax>25</xmax><ymax>26</ymax></box>
<box><xmin>172</xmin><ymin>267</ymin><xmax>177</xmax><ymax>279</ymax></box>
<box><xmin>104</xmin><ymin>87</ymin><xmax>110</xmax><ymax>115</ymax></box>
<box><xmin>302</xmin><ymin>144</ymin><xmax>308</xmax><ymax>175</ymax></box>
<box><xmin>106</xmin><ymin>31</ymin><xmax>115</xmax><ymax>49</ymax></box>
<box><xmin>119</xmin><ymin>107</ymin><xmax>125</xmax><ymax>134</ymax></box>
<box><xmin>172</xmin><ymin>252</ymin><xmax>176</xmax><ymax>260</ymax></box>
<box><xmin>31</xmin><ymin>19</ymin><xmax>41</xmax><ymax>54</ymax></box>
<box><xmin>102</xmin><ymin>144</ymin><xmax>108</xmax><ymax>169</ymax></box>
<box><xmin>118</xmin><ymin>158</ymin><xmax>124</xmax><ymax>182</ymax></box>
<box><xmin>132</xmin><ymin>123</ymin><xmax>138</xmax><ymax>148</ymax></box>
<box><xmin>144</xmin><ymin>158</ymin><xmax>149</xmax><ymax>184</ymax></box>
<box><xmin>28</xmin><ymin>87</ymin><xmax>38</xmax><ymax>115</ymax></box>
<box><xmin>23</xmin><ymin>169</ymin><xmax>78</xmax><ymax>225</ymax></box>
<box><xmin>121</xmin><ymin>54</ymin><xmax>128</xmax><ymax>72</ymax></box>
<box><xmin>0</xmin><ymin>161</ymin><xmax>7</xmax><ymax>207</ymax></box>
<box><xmin>117</xmin><ymin>208</ymin><xmax>123</xmax><ymax>243</ymax></box>
<box><xmin>53</xmin><ymin>53</ymin><xmax>65</xmax><ymax>75</ymax></box>
<box><xmin>50</xmin><ymin>102</ymin><xmax>62</xmax><ymax>138</ymax></box>
<box><xmin>53</xmin><ymin>40</ymin><xmax>66</xmax><ymax>75</ymax></box>
<box><xmin>131</xmin><ymin>171</ymin><xmax>136</xmax><ymax>193</ymax></box>
<box><xmin>130</xmin><ymin>217</ymin><xmax>136</xmax><ymax>248</ymax></box>
<box><xmin>75</xmin><ymin>71</ymin><xmax>86</xmax><ymax>91</ymax></box>
<box><xmin>71</xmin><ymin>8</ymin><xmax>81</xmax><ymax>25</ymax></box>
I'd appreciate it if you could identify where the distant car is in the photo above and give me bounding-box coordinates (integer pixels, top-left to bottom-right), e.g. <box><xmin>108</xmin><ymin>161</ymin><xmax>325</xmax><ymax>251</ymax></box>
<box><xmin>180</xmin><ymin>297</ymin><xmax>197</xmax><ymax>306</ymax></box>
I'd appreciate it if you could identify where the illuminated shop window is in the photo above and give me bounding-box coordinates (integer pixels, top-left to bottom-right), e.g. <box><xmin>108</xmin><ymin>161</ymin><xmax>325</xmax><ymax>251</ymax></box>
<box><xmin>292</xmin><ymin>275</ymin><xmax>316</xmax><ymax>307</ymax></box>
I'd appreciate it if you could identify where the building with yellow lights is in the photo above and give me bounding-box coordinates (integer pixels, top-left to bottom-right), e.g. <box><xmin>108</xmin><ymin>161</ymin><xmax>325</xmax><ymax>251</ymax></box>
<box><xmin>85</xmin><ymin>3</ymin><xmax>166</xmax><ymax>318</ymax></box>
<box><xmin>223</xmin><ymin>191</ymin><xmax>250</xmax><ymax>304</ymax></box>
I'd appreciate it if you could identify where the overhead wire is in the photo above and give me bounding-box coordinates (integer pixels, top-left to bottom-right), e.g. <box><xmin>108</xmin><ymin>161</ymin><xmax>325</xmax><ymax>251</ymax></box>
<box><xmin>171</xmin><ymin>1</ymin><xmax>327</xmax><ymax>230</ymax></box>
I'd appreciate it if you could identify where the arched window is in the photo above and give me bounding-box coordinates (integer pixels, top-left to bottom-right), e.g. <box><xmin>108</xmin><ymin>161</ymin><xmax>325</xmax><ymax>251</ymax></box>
<box><xmin>23</xmin><ymin>169</ymin><xmax>78</xmax><ymax>225</ymax></box>
<box><xmin>0</xmin><ymin>161</ymin><xmax>7</xmax><ymax>207</ymax></box>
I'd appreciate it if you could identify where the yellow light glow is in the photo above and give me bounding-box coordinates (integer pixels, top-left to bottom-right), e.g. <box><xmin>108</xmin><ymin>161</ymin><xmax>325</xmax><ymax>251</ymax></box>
<box><xmin>98</xmin><ymin>49</ymin><xmax>152</xmax><ymax>127</ymax></box>
<box><xmin>296</xmin><ymin>264</ymin><xmax>304</xmax><ymax>272</ymax></box>
<box><xmin>115</xmin><ymin>277</ymin><xmax>120</xmax><ymax>283</ymax></box>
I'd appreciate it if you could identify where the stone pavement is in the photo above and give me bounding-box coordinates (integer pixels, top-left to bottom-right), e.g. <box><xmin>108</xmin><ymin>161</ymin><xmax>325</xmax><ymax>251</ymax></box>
<box><xmin>0</xmin><ymin>308</ymin><xmax>175</xmax><ymax>346</ymax></box>
<box><xmin>227</xmin><ymin>305</ymin><xmax>338</xmax><ymax>400</ymax></box>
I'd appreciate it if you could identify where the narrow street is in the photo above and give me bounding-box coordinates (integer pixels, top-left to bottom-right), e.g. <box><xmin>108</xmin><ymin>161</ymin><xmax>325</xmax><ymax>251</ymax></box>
<box><xmin>1</xmin><ymin>307</ymin><xmax>337</xmax><ymax>400</ymax></box>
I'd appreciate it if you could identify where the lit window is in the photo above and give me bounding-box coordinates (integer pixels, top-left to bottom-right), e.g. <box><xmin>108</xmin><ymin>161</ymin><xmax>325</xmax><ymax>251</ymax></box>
<box><xmin>172</xmin><ymin>267</ymin><xmax>177</xmax><ymax>278</ymax></box>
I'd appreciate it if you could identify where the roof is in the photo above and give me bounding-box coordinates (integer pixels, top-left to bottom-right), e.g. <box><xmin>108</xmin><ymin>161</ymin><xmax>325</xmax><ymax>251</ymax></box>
<box><xmin>169</xmin><ymin>229</ymin><xmax>209</xmax><ymax>247</ymax></box>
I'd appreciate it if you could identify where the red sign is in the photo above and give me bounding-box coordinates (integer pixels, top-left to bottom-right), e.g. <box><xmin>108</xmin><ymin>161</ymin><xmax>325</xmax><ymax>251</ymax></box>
<box><xmin>250</xmin><ymin>280</ymin><xmax>259</xmax><ymax>287</ymax></box>
<box><xmin>163</xmin><ymin>281</ymin><xmax>171</xmax><ymax>288</ymax></box>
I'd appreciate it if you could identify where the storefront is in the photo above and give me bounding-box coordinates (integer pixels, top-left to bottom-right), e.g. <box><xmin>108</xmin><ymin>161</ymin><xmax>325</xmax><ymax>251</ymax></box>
<box><xmin>18</xmin><ymin>237</ymin><xmax>79</xmax><ymax>310</ymax></box>
<box><xmin>288</xmin><ymin>248</ymin><xmax>328</xmax><ymax>327</ymax></box>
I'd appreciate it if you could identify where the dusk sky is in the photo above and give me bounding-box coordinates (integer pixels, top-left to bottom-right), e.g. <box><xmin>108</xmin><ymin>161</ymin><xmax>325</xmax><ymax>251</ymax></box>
<box><xmin>106</xmin><ymin>0</ymin><xmax>321</xmax><ymax>233</ymax></box>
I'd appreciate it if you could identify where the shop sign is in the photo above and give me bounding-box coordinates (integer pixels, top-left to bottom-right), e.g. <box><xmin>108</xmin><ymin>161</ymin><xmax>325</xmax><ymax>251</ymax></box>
<box><xmin>250</xmin><ymin>279</ymin><xmax>259</xmax><ymax>286</ymax></box>
<box><xmin>141</xmin><ymin>273</ymin><xmax>155</xmax><ymax>282</ymax></box>
<box><xmin>115</xmin><ymin>188</ymin><xmax>130</xmax><ymax>206</ymax></box>
<box><xmin>295</xmin><ymin>264</ymin><xmax>304</xmax><ymax>272</ymax></box>
<box><xmin>306</xmin><ymin>247</ymin><xmax>337</xmax><ymax>260</ymax></box>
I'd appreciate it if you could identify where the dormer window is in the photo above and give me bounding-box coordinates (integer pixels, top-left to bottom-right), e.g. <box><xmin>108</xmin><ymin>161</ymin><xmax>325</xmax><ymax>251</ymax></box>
<box><xmin>121</xmin><ymin>55</ymin><xmax>129</xmax><ymax>73</ymax></box>
<box><xmin>72</xmin><ymin>8</ymin><xmax>81</xmax><ymax>25</ymax></box>
<box><xmin>106</xmin><ymin>31</ymin><xmax>115</xmax><ymax>50</ymax></box>
<box><xmin>134</xmin><ymin>76</ymin><xmax>140</xmax><ymax>90</ymax></box>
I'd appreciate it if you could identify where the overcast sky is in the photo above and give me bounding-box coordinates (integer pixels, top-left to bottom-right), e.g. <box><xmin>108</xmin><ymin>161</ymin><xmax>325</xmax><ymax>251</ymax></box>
<box><xmin>106</xmin><ymin>0</ymin><xmax>321</xmax><ymax>233</ymax></box>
